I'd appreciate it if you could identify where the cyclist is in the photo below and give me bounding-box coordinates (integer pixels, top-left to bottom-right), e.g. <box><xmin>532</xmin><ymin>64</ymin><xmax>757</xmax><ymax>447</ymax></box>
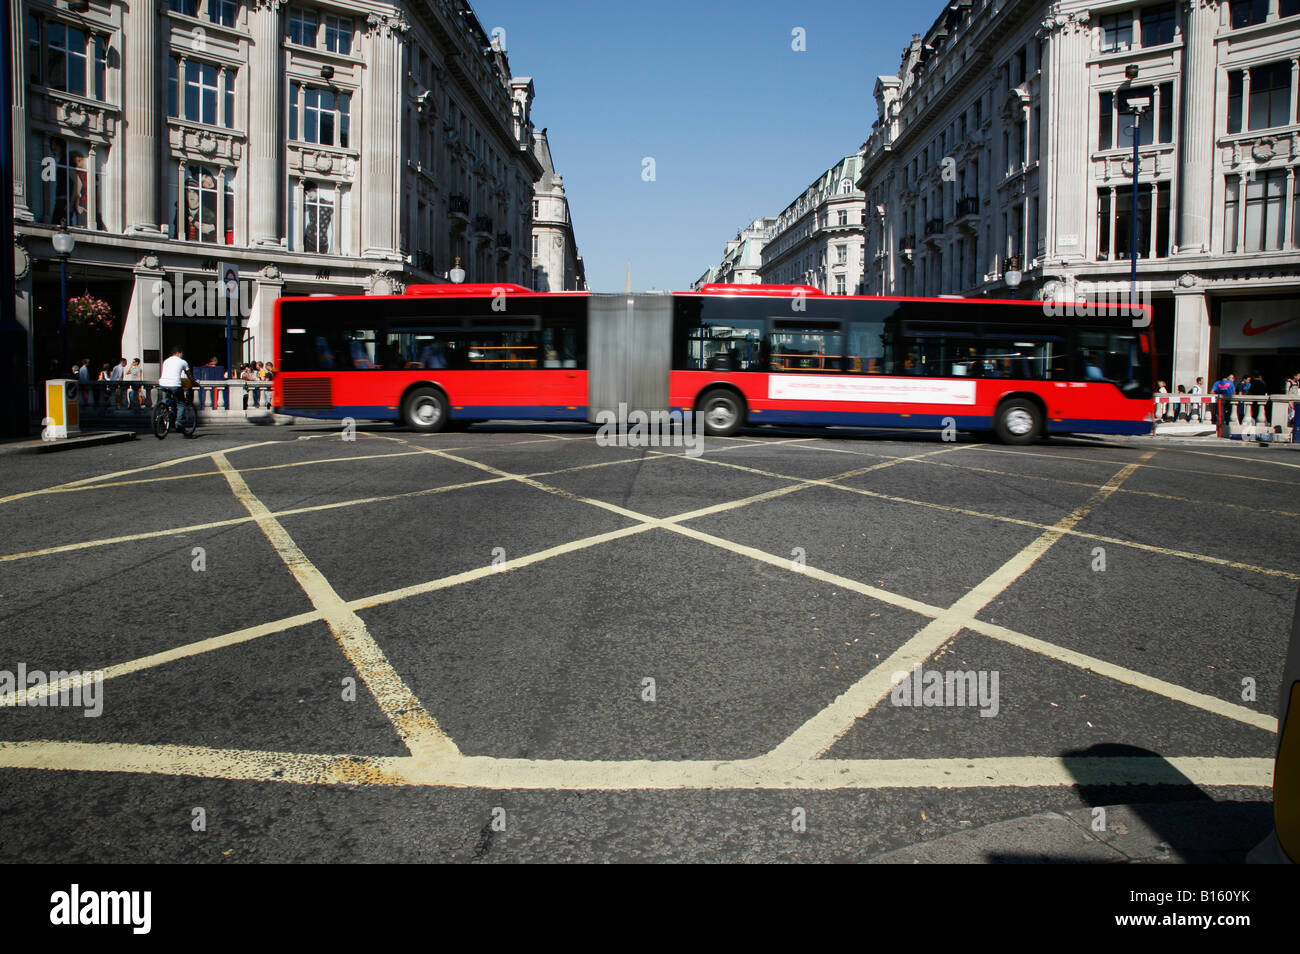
<box><xmin>158</xmin><ymin>346</ymin><xmax>197</xmax><ymax>438</ymax></box>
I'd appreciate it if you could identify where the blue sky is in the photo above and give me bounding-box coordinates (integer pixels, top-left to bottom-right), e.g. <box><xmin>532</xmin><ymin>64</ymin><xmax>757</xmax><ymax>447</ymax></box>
<box><xmin>472</xmin><ymin>0</ymin><xmax>927</xmax><ymax>292</ymax></box>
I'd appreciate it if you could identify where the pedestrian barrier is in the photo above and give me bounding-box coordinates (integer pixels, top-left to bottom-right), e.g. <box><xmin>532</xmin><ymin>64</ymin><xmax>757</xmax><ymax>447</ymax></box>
<box><xmin>72</xmin><ymin>380</ymin><xmax>275</xmax><ymax>424</ymax></box>
<box><xmin>1154</xmin><ymin>394</ymin><xmax>1215</xmax><ymax>423</ymax></box>
<box><xmin>1220</xmin><ymin>395</ymin><xmax>1298</xmax><ymax>443</ymax></box>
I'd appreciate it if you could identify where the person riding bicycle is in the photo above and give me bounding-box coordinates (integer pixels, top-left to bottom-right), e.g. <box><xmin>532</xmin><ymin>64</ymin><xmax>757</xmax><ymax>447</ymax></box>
<box><xmin>158</xmin><ymin>346</ymin><xmax>197</xmax><ymax>438</ymax></box>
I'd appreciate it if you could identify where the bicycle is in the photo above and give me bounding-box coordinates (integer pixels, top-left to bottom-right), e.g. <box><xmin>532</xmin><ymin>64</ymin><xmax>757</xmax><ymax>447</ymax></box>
<box><xmin>152</xmin><ymin>386</ymin><xmax>198</xmax><ymax>439</ymax></box>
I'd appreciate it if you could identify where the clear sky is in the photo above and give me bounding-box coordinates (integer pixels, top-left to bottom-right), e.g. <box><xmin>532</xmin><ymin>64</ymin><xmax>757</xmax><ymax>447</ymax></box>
<box><xmin>472</xmin><ymin>0</ymin><xmax>927</xmax><ymax>292</ymax></box>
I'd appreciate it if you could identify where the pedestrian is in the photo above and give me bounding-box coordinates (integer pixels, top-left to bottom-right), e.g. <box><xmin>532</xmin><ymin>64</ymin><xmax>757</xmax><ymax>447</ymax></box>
<box><xmin>1157</xmin><ymin>380</ymin><xmax>1170</xmax><ymax>422</ymax></box>
<box><xmin>109</xmin><ymin>357</ymin><xmax>126</xmax><ymax>407</ymax></box>
<box><xmin>1211</xmin><ymin>373</ymin><xmax>1236</xmax><ymax>430</ymax></box>
<box><xmin>1175</xmin><ymin>384</ymin><xmax>1188</xmax><ymax>421</ymax></box>
<box><xmin>124</xmin><ymin>357</ymin><xmax>144</xmax><ymax>409</ymax></box>
<box><xmin>1190</xmin><ymin>377</ymin><xmax>1204</xmax><ymax>422</ymax></box>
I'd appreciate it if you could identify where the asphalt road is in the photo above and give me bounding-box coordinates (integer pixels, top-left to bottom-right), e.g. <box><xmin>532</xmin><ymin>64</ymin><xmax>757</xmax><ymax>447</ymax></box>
<box><xmin>0</xmin><ymin>422</ymin><xmax>1294</xmax><ymax>862</ymax></box>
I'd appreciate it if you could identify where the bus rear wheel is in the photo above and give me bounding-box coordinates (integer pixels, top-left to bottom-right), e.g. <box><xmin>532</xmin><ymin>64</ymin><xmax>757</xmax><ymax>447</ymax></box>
<box><xmin>994</xmin><ymin>398</ymin><xmax>1042</xmax><ymax>445</ymax></box>
<box><xmin>698</xmin><ymin>389</ymin><xmax>744</xmax><ymax>437</ymax></box>
<box><xmin>402</xmin><ymin>387</ymin><xmax>449</xmax><ymax>433</ymax></box>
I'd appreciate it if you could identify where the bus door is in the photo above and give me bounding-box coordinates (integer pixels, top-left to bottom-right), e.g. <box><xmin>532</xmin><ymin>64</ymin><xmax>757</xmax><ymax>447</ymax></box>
<box><xmin>540</xmin><ymin>314</ymin><xmax>587</xmax><ymax>416</ymax></box>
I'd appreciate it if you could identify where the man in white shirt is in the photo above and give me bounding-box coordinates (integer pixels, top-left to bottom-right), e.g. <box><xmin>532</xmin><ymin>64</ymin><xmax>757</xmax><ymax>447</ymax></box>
<box><xmin>158</xmin><ymin>347</ymin><xmax>197</xmax><ymax>436</ymax></box>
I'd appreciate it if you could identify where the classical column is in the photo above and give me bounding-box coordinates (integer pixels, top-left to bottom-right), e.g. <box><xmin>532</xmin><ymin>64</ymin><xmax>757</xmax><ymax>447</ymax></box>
<box><xmin>123</xmin><ymin>0</ymin><xmax>160</xmax><ymax>232</ymax></box>
<box><xmin>249</xmin><ymin>0</ymin><xmax>284</xmax><ymax>246</ymax></box>
<box><xmin>1038</xmin><ymin>9</ymin><xmax>1090</xmax><ymax>262</ymax></box>
<box><xmin>1176</xmin><ymin>0</ymin><xmax>1221</xmax><ymax>255</ymax></box>
<box><xmin>123</xmin><ymin>255</ymin><xmax>167</xmax><ymax>379</ymax></box>
<box><xmin>250</xmin><ymin>265</ymin><xmax>284</xmax><ymax>365</ymax></box>
<box><xmin>361</xmin><ymin>12</ymin><xmax>407</xmax><ymax>259</ymax></box>
<box><xmin>11</xmin><ymin>1</ymin><xmax>32</xmax><ymax>221</ymax></box>
<box><xmin>1172</xmin><ymin>279</ymin><xmax>1211</xmax><ymax>390</ymax></box>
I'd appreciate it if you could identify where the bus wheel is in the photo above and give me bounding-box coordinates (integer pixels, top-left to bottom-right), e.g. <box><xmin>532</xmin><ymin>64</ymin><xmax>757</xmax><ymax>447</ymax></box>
<box><xmin>994</xmin><ymin>398</ymin><xmax>1041</xmax><ymax>445</ymax></box>
<box><xmin>698</xmin><ymin>389</ymin><xmax>744</xmax><ymax>437</ymax></box>
<box><xmin>402</xmin><ymin>388</ymin><xmax>449</xmax><ymax>432</ymax></box>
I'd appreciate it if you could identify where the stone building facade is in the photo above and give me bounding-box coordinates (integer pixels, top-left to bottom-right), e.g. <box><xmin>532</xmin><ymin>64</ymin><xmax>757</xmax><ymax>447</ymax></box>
<box><xmin>529</xmin><ymin>127</ymin><xmax>585</xmax><ymax>291</ymax></box>
<box><xmin>758</xmin><ymin>155</ymin><xmax>867</xmax><ymax>296</ymax></box>
<box><xmin>859</xmin><ymin>0</ymin><xmax>1300</xmax><ymax>389</ymax></box>
<box><xmin>14</xmin><ymin>0</ymin><xmax>543</xmax><ymax>388</ymax></box>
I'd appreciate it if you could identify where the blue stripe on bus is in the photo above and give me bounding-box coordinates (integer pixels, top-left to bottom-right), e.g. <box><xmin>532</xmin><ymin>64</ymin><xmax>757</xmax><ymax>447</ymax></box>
<box><xmin>280</xmin><ymin>406</ymin><xmax>590</xmax><ymax>422</ymax></box>
<box><xmin>719</xmin><ymin>408</ymin><xmax>1151</xmax><ymax>436</ymax></box>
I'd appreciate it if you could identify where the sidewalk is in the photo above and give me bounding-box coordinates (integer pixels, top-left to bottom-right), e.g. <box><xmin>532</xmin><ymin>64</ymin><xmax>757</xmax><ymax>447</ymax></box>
<box><xmin>0</xmin><ymin>430</ymin><xmax>135</xmax><ymax>455</ymax></box>
<box><xmin>867</xmin><ymin>799</ymin><xmax>1273</xmax><ymax>863</ymax></box>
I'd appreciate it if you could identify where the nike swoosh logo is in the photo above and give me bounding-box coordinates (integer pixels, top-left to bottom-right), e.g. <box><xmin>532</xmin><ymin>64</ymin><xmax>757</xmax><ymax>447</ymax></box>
<box><xmin>1242</xmin><ymin>317</ymin><xmax>1298</xmax><ymax>336</ymax></box>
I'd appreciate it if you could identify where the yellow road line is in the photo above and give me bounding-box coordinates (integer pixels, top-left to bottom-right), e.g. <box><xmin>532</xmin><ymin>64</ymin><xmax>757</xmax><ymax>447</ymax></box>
<box><xmin>214</xmin><ymin>453</ymin><xmax>457</xmax><ymax>760</ymax></box>
<box><xmin>964</xmin><ymin>618</ymin><xmax>1278</xmax><ymax>733</ymax></box>
<box><xmin>963</xmin><ymin>445</ymin><xmax>1300</xmax><ymax>485</ymax></box>
<box><xmin>0</xmin><ymin>741</ymin><xmax>1272</xmax><ymax>791</ymax></box>
<box><xmin>0</xmin><ymin>440</ymin><xmax>283</xmax><ymax>504</ymax></box>
<box><xmin>766</xmin><ymin>454</ymin><xmax>1154</xmax><ymax>761</ymax></box>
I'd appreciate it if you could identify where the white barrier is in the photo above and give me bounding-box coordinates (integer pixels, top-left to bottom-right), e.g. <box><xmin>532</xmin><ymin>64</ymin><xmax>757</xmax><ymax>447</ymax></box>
<box><xmin>1222</xmin><ymin>395</ymin><xmax>1297</xmax><ymax>443</ymax></box>
<box><xmin>1154</xmin><ymin>394</ymin><xmax>1215</xmax><ymax>422</ymax></box>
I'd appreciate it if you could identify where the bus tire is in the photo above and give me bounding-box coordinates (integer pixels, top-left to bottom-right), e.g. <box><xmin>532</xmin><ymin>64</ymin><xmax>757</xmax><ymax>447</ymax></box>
<box><xmin>402</xmin><ymin>387</ymin><xmax>449</xmax><ymax>433</ymax></box>
<box><xmin>993</xmin><ymin>397</ymin><xmax>1041</xmax><ymax>445</ymax></box>
<box><xmin>698</xmin><ymin>389</ymin><xmax>745</xmax><ymax>437</ymax></box>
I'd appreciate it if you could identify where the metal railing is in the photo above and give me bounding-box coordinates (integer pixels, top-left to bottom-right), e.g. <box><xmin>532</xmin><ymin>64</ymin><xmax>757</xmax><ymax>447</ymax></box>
<box><xmin>73</xmin><ymin>380</ymin><xmax>275</xmax><ymax>423</ymax></box>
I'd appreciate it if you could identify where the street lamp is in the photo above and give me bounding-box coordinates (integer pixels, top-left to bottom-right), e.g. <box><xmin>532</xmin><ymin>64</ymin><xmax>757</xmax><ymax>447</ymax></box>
<box><xmin>1004</xmin><ymin>255</ymin><xmax>1022</xmax><ymax>298</ymax></box>
<box><xmin>51</xmin><ymin>224</ymin><xmax>75</xmax><ymax>375</ymax></box>
<box><xmin>448</xmin><ymin>256</ymin><xmax>465</xmax><ymax>284</ymax></box>
<box><xmin>1122</xmin><ymin>64</ymin><xmax>1149</xmax><ymax>316</ymax></box>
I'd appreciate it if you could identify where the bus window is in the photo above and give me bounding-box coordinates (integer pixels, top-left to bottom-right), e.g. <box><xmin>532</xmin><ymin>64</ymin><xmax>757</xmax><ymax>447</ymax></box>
<box><xmin>680</xmin><ymin>319</ymin><xmax>764</xmax><ymax>371</ymax></box>
<box><xmin>980</xmin><ymin>328</ymin><xmax>1064</xmax><ymax>380</ymax></box>
<box><xmin>343</xmin><ymin>330</ymin><xmax>378</xmax><ymax>370</ymax></box>
<box><xmin>387</xmin><ymin>318</ymin><xmax>465</xmax><ymax>369</ymax></box>
<box><xmin>541</xmin><ymin>323</ymin><xmax>585</xmax><ymax>369</ymax></box>
<box><xmin>769</xmin><ymin>321</ymin><xmax>843</xmax><ymax>372</ymax></box>
<box><xmin>466</xmin><ymin>318</ymin><xmax>540</xmax><ymax>369</ymax></box>
<box><xmin>845</xmin><ymin>319</ymin><xmax>887</xmax><ymax>374</ymax></box>
<box><xmin>1078</xmin><ymin>330</ymin><xmax>1149</xmax><ymax>396</ymax></box>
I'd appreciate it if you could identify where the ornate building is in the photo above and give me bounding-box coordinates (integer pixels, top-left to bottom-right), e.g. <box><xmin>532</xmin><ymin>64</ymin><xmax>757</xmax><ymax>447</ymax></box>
<box><xmin>14</xmin><ymin>0</ymin><xmax>544</xmax><ymax>385</ymax></box>
<box><xmin>529</xmin><ymin>127</ymin><xmax>585</xmax><ymax>291</ymax></box>
<box><xmin>859</xmin><ymin>0</ymin><xmax>1300</xmax><ymax>388</ymax></box>
<box><xmin>758</xmin><ymin>155</ymin><xmax>867</xmax><ymax>295</ymax></box>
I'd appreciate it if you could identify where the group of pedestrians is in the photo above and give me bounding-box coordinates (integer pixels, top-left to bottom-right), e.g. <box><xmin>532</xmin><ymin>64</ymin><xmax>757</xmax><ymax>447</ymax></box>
<box><xmin>67</xmin><ymin>356</ymin><xmax>146</xmax><ymax>408</ymax></box>
<box><xmin>1155</xmin><ymin>377</ymin><xmax>1209</xmax><ymax>422</ymax></box>
<box><xmin>1207</xmin><ymin>371</ymin><xmax>1300</xmax><ymax>433</ymax></box>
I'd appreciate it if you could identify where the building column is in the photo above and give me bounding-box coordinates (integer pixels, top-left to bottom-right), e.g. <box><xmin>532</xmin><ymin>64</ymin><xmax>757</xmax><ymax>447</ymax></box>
<box><xmin>123</xmin><ymin>0</ymin><xmax>160</xmax><ymax>233</ymax></box>
<box><xmin>1176</xmin><ymin>0</ymin><xmax>1219</xmax><ymax>255</ymax></box>
<box><xmin>250</xmin><ymin>266</ymin><xmax>283</xmax><ymax>365</ymax></box>
<box><xmin>1172</xmin><ymin>286</ymin><xmax>1211</xmax><ymax>390</ymax></box>
<box><xmin>11</xmin><ymin>2</ymin><xmax>32</xmax><ymax>221</ymax></box>
<box><xmin>1038</xmin><ymin>10</ymin><xmax>1090</xmax><ymax>263</ymax></box>
<box><xmin>360</xmin><ymin>12</ymin><xmax>408</xmax><ymax>259</ymax></box>
<box><xmin>123</xmin><ymin>256</ymin><xmax>167</xmax><ymax>379</ymax></box>
<box><xmin>249</xmin><ymin>0</ymin><xmax>284</xmax><ymax>246</ymax></box>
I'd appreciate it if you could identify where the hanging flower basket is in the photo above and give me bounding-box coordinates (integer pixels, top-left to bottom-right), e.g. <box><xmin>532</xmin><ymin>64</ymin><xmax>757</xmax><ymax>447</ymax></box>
<box><xmin>66</xmin><ymin>294</ymin><xmax>115</xmax><ymax>332</ymax></box>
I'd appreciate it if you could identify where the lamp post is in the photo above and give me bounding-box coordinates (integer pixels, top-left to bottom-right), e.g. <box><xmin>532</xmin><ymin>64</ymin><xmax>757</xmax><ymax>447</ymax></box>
<box><xmin>1122</xmin><ymin>64</ymin><xmax>1149</xmax><ymax>317</ymax></box>
<box><xmin>51</xmin><ymin>225</ymin><xmax>76</xmax><ymax>375</ymax></box>
<box><xmin>448</xmin><ymin>256</ymin><xmax>465</xmax><ymax>284</ymax></box>
<box><xmin>1004</xmin><ymin>254</ymin><xmax>1023</xmax><ymax>299</ymax></box>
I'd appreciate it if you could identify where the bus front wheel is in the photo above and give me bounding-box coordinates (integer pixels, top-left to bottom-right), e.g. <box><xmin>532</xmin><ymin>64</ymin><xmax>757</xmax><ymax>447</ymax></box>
<box><xmin>994</xmin><ymin>398</ymin><xmax>1042</xmax><ymax>445</ymax></box>
<box><xmin>402</xmin><ymin>387</ymin><xmax>449</xmax><ymax>433</ymax></box>
<box><xmin>698</xmin><ymin>389</ymin><xmax>744</xmax><ymax>437</ymax></box>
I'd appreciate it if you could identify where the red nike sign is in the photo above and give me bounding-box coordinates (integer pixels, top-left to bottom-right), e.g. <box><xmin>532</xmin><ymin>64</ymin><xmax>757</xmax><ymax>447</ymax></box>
<box><xmin>1242</xmin><ymin>317</ymin><xmax>1299</xmax><ymax>336</ymax></box>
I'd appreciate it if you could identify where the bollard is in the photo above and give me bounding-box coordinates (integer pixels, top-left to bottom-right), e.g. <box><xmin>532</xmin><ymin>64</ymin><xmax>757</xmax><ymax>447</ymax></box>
<box><xmin>43</xmin><ymin>379</ymin><xmax>81</xmax><ymax>439</ymax></box>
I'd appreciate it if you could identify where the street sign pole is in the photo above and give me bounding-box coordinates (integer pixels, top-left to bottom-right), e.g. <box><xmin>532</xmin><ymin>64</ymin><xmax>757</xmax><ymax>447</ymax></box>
<box><xmin>218</xmin><ymin>262</ymin><xmax>237</xmax><ymax>375</ymax></box>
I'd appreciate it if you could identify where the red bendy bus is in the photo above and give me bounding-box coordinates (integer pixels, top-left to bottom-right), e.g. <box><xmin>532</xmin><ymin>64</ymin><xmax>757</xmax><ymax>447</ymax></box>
<box><xmin>273</xmin><ymin>283</ymin><xmax>1155</xmax><ymax>444</ymax></box>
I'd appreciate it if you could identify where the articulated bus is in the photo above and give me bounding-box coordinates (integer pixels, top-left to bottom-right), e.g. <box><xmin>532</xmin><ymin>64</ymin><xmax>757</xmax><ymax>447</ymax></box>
<box><xmin>273</xmin><ymin>283</ymin><xmax>1155</xmax><ymax>444</ymax></box>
